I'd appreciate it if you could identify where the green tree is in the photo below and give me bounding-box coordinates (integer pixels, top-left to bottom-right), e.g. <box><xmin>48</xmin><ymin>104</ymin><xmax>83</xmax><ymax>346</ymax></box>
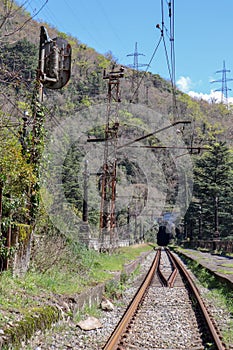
<box><xmin>0</xmin><ymin>128</ymin><xmax>35</xmax><ymax>266</ymax></box>
<box><xmin>186</xmin><ymin>142</ymin><xmax>233</xmax><ymax>239</ymax></box>
<box><xmin>0</xmin><ymin>39</ymin><xmax>37</xmax><ymax>81</ymax></box>
<box><xmin>62</xmin><ymin>143</ymin><xmax>84</xmax><ymax>216</ymax></box>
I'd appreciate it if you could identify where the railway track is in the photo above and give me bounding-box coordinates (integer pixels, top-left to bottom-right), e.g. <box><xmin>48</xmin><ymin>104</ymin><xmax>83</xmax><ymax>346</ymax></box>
<box><xmin>103</xmin><ymin>247</ymin><xmax>226</xmax><ymax>350</ymax></box>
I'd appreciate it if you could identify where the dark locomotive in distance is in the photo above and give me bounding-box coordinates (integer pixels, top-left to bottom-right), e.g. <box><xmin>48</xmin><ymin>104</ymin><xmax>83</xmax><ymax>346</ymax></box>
<box><xmin>157</xmin><ymin>224</ymin><xmax>170</xmax><ymax>246</ymax></box>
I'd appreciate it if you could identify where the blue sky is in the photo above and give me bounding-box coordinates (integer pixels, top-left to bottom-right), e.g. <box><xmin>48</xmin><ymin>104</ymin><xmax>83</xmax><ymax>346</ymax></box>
<box><xmin>19</xmin><ymin>0</ymin><xmax>233</xmax><ymax>102</ymax></box>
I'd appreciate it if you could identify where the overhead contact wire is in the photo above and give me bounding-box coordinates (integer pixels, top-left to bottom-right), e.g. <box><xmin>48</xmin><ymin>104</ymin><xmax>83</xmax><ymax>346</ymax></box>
<box><xmin>161</xmin><ymin>0</ymin><xmax>178</xmax><ymax>120</ymax></box>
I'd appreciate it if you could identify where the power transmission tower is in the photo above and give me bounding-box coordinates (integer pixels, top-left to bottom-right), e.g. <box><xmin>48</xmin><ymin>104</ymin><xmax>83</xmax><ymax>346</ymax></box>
<box><xmin>127</xmin><ymin>42</ymin><xmax>148</xmax><ymax>103</ymax></box>
<box><xmin>211</xmin><ymin>60</ymin><xmax>233</xmax><ymax>104</ymax></box>
<box><xmin>99</xmin><ymin>66</ymin><xmax>124</xmax><ymax>251</ymax></box>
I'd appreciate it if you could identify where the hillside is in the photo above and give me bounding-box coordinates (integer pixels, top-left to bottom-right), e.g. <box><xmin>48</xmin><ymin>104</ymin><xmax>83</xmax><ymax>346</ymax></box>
<box><xmin>1</xmin><ymin>0</ymin><xmax>233</xmax><ymax>276</ymax></box>
<box><xmin>1</xmin><ymin>2</ymin><xmax>232</xmax><ymax>140</ymax></box>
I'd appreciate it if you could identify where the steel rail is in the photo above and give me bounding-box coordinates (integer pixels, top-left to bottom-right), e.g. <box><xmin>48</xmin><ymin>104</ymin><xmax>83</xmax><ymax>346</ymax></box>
<box><xmin>167</xmin><ymin>267</ymin><xmax>178</xmax><ymax>287</ymax></box>
<box><xmin>156</xmin><ymin>251</ymin><xmax>168</xmax><ymax>287</ymax></box>
<box><xmin>102</xmin><ymin>248</ymin><xmax>161</xmax><ymax>350</ymax></box>
<box><xmin>157</xmin><ymin>266</ymin><xmax>168</xmax><ymax>286</ymax></box>
<box><xmin>165</xmin><ymin>248</ymin><xmax>178</xmax><ymax>287</ymax></box>
<box><xmin>170</xmin><ymin>251</ymin><xmax>226</xmax><ymax>350</ymax></box>
<box><xmin>103</xmin><ymin>248</ymin><xmax>225</xmax><ymax>349</ymax></box>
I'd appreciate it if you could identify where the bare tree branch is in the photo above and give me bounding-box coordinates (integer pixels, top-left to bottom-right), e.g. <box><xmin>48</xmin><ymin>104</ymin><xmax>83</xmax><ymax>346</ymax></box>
<box><xmin>0</xmin><ymin>0</ymin><xmax>48</xmax><ymax>38</ymax></box>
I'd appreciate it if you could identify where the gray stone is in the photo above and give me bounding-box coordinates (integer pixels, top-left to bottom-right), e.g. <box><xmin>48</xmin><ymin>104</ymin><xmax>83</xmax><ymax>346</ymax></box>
<box><xmin>100</xmin><ymin>298</ymin><xmax>114</xmax><ymax>311</ymax></box>
<box><xmin>77</xmin><ymin>316</ymin><xmax>103</xmax><ymax>331</ymax></box>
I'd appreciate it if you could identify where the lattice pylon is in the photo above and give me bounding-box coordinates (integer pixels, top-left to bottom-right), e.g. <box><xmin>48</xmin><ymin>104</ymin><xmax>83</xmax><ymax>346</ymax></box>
<box><xmin>99</xmin><ymin>67</ymin><xmax>124</xmax><ymax>250</ymax></box>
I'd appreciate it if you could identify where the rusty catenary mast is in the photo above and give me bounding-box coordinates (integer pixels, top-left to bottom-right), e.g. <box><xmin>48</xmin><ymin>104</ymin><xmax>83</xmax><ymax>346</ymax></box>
<box><xmin>99</xmin><ymin>66</ymin><xmax>124</xmax><ymax>250</ymax></box>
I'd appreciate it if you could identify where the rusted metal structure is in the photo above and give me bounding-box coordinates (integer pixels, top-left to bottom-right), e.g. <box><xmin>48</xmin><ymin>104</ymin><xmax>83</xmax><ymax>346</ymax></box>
<box><xmin>38</xmin><ymin>26</ymin><xmax>71</xmax><ymax>90</ymax></box>
<box><xmin>99</xmin><ymin>67</ymin><xmax>124</xmax><ymax>250</ymax></box>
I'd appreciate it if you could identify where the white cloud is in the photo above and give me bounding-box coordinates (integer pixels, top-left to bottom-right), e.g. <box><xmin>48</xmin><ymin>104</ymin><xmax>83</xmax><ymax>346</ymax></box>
<box><xmin>188</xmin><ymin>90</ymin><xmax>221</xmax><ymax>102</ymax></box>
<box><xmin>176</xmin><ymin>76</ymin><xmax>233</xmax><ymax>105</ymax></box>
<box><xmin>188</xmin><ymin>90</ymin><xmax>233</xmax><ymax>104</ymax></box>
<box><xmin>176</xmin><ymin>76</ymin><xmax>192</xmax><ymax>93</ymax></box>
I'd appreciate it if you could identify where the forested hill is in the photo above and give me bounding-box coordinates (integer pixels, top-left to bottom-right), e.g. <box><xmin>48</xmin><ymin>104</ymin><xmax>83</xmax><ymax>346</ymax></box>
<box><xmin>1</xmin><ymin>1</ymin><xmax>233</xmax><ymax>277</ymax></box>
<box><xmin>1</xmin><ymin>2</ymin><xmax>233</xmax><ymax>143</ymax></box>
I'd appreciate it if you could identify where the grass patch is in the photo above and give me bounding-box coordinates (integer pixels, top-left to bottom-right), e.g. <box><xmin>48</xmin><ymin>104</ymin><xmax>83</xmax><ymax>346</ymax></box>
<box><xmin>179</xmin><ymin>248</ymin><xmax>201</xmax><ymax>256</ymax></box>
<box><xmin>0</xmin><ymin>243</ymin><xmax>153</xmax><ymax>331</ymax></box>
<box><xmin>180</xmin><ymin>256</ymin><xmax>233</xmax><ymax>310</ymax></box>
<box><xmin>217</xmin><ymin>269</ymin><xmax>233</xmax><ymax>275</ymax></box>
<box><xmin>221</xmin><ymin>263</ymin><xmax>233</xmax><ymax>268</ymax></box>
<box><xmin>104</xmin><ymin>271</ymin><xmax>129</xmax><ymax>300</ymax></box>
<box><xmin>117</xmin><ymin>243</ymin><xmax>154</xmax><ymax>258</ymax></box>
<box><xmin>73</xmin><ymin>303</ymin><xmax>102</xmax><ymax>323</ymax></box>
<box><xmin>89</xmin><ymin>243</ymin><xmax>153</xmax><ymax>282</ymax></box>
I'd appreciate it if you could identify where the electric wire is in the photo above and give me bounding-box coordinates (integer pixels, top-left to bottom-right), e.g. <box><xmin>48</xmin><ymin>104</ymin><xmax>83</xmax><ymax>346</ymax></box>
<box><xmin>95</xmin><ymin>0</ymin><xmax>122</xmax><ymax>46</ymax></box>
<box><xmin>28</xmin><ymin>0</ymin><xmax>65</xmax><ymax>32</ymax></box>
<box><xmin>129</xmin><ymin>35</ymin><xmax>163</xmax><ymax>103</ymax></box>
<box><xmin>161</xmin><ymin>0</ymin><xmax>178</xmax><ymax>120</ymax></box>
<box><xmin>160</xmin><ymin>0</ymin><xmax>174</xmax><ymax>86</ymax></box>
<box><xmin>162</xmin><ymin>35</ymin><xmax>172</xmax><ymax>85</ymax></box>
<box><xmin>4</xmin><ymin>0</ymin><xmax>48</xmax><ymax>37</ymax></box>
<box><xmin>169</xmin><ymin>0</ymin><xmax>178</xmax><ymax>120</ymax></box>
<box><xmin>129</xmin><ymin>0</ymin><xmax>176</xmax><ymax>109</ymax></box>
<box><xmin>63</xmin><ymin>0</ymin><xmax>105</xmax><ymax>51</ymax></box>
<box><xmin>170</xmin><ymin>0</ymin><xmax>176</xmax><ymax>88</ymax></box>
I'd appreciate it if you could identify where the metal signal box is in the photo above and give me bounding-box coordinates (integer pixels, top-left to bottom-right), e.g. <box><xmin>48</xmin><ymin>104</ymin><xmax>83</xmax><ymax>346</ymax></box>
<box><xmin>39</xmin><ymin>26</ymin><xmax>72</xmax><ymax>89</ymax></box>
